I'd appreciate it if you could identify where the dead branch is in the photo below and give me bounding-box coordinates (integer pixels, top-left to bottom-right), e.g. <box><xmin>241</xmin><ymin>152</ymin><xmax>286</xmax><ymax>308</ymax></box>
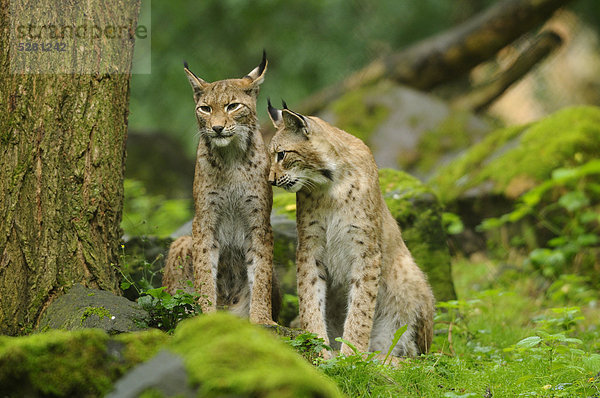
<box><xmin>452</xmin><ymin>30</ymin><xmax>563</xmax><ymax>111</ymax></box>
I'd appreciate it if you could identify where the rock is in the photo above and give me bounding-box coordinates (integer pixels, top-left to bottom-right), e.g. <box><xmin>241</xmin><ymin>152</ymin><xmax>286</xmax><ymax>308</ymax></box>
<box><xmin>107</xmin><ymin>350</ymin><xmax>195</xmax><ymax>398</ymax></box>
<box><xmin>272</xmin><ymin>169</ymin><xmax>456</xmax><ymax>303</ymax></box>
<box><xmin>379</xmin><ymin>169</ymin><xmax>456</xmax><ymax>302</ymax></box>
<box><xmin>0</xmin><ymin>328</ymin><xmax>168</xmax><ymax>397</ymax></box>
<box><xmin>37</xmin><ymin>284</ymin><xmax>149</xmax><ymax>334</ymax></box>
<box><xmin>319</xmin><ymin>80</ymin><xmax>493</xmax><ymax>180</ymax></box>
<box><xmin>429</xmin><ymin>106</ymin><xmax>600</xmax><ymax>253</ymax></box>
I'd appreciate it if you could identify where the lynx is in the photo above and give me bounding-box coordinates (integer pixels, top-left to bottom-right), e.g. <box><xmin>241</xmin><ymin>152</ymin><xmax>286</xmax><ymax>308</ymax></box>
<box><xmin>267</xmin><ymin>101</ymin><xmax>435</xmax><ymax>357</ymax></box>
<box><xmin>163</xmin><ymin>53</ymin><xmax>277</xmax><ymax>324</ymax></box>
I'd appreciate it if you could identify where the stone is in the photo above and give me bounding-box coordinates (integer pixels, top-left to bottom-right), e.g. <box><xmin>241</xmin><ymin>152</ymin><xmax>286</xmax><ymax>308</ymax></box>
<box><xmin>37</xmin><ymin>284</ymin><xmax>149</xmax><ymax>334</ymax></box>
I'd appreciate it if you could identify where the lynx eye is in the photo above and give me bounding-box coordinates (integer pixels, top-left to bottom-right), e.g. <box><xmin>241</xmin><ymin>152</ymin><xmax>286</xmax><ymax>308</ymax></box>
<box><xmin>198</xmin><ymin>105</ymin><xmax>212</xmax><ymax>114</ymax></box>
<box><xmin>226</xmin><ymin>103</ymin><xmax>242</xmax><ymax>112</ymax></box>
<box><xmin>276</xmin><ymin>151</ymin><xmax>285</xmax><ymax>162</ymax></box>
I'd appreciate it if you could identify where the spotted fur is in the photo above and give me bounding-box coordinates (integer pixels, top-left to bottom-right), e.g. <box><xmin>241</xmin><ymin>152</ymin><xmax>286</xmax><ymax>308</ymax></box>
<box><xmin>162</xmin><ymin>53</ymin><xmax>277</xmax><ymax>325</ymax></box>
<box><xmin>267</xmin><ymin>102</ymin><xmax>435</xmax><ymax>356</ymax></box>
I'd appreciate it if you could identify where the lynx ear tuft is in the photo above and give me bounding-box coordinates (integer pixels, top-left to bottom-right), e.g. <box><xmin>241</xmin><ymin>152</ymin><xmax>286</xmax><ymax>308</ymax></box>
<box><xmin>267</xmin><ymin>98</ymin><xmax>283</xmax><ymax>128</ymax></box>
<box><xmin>183</xmin><ymin>61</ymin><xmax>208</xmax><ymax>102</ymax></box>
<box><xmin>244</xmin><ymin>51</ymin><xmax>268</xmax><ymax>89</ymax></box>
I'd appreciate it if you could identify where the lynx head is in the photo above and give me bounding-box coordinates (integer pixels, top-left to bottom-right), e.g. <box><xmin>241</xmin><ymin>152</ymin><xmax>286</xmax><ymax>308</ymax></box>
<box><xmin>267</xmin><ymin>100</ymin><xmax>335</xmax><ymax>193</ymax></box>
<box><xmin>184</xmin><ymin>52</ymin><xmax>267</xmax><ymax>149</ymax></box>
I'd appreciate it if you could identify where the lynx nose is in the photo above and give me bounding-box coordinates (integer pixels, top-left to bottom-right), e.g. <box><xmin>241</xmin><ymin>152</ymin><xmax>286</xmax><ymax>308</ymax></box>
<box><xmin>212</xmin><ymin>125</ymin><xmax>224</xmax><ymax>134</ymax></box>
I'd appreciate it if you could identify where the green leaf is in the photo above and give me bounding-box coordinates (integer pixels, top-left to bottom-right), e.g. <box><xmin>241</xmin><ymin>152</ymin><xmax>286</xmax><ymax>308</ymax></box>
<box><xmin>516</xmin><ymin>336</ymin><xmax>542</xmax><ymax>349</ymax></box>
<box><xmin>558</xmin><ymin>191</ymin><xmax>589</xmax><ymax>212</ymax></box>
<box><xmin>384</xmin><ymin>324</ymin><xmax>408</xmax><ymax>364</ymax></box>
<box><xmin>335</xmin><ymin>337</ymin><xmax>359</xmax><ymax>355</ymax></box>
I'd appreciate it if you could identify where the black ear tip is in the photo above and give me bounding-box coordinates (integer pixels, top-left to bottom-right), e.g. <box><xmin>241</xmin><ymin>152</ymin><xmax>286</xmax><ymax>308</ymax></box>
<box><xmin>267</xmin><ymin>98</ymin><xmax>280</xmax><ymax>120</ymax></box>
<box><xmin>183</xmin><ymin>60</ymin><xmax>189</xmax><ymax>69</ymax></box>
<box><xmin>281</xmin><ymin>99</ymin><xmax>288</xmax><ymax>110</ymax></box>
<box><xmin>258</xmin><ymin>50</ymin><xmax>267</xmax><ymax>73</ymax></box>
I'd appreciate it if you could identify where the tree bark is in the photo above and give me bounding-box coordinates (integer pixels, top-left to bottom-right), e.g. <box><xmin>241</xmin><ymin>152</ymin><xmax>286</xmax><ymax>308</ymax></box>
<box><xmin>297</xmin><ymin>0</ymin><xmax>574</xmax><ymax>116</ymax></box>
<box><xmin>0</xmin><ymin>0</ymin><xmax>140</xmax><ymax>335</ymax></box>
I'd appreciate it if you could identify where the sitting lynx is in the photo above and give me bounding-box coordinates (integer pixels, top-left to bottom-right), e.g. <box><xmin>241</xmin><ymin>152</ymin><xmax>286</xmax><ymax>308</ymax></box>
<box><xmin>267</xmin><ymin>101</ymin><xmax>435</xmax><ymax>357</ymax></box>
<box><xmin>163</xmin><ymin>53</ymin><xmax>278</xmax><ymax>324</ymax></box>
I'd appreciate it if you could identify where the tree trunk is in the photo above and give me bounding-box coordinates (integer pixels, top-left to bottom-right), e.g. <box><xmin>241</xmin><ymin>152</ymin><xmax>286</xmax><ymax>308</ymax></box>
<box><xmin>0</xmin><ymin>0</ymin><xmax>140</xmax><ymax>335</ymax></box>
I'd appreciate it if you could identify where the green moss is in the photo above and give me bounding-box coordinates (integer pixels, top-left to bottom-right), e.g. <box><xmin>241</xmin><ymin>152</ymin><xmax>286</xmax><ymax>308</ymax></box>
<box><xmin>0</xmin><ymin>327</ymin><xmax>170</xmax><ymax>396</ymax></box>
<box><xmin>0</xmin><ymin>329</ymin><xmax>114</xmax><ymax>396</ymax></box>
<box><xmin>330</xmin><ymin>82</ymin><xmax>390</xmax><ymax>144</ymax></box>
<box><xmin>412</xmin><ymin>111</ymin><xmax>488</xmax><ymax>173</ymax></box>
<box><xmin>430</xmin><ymin>106</ymin><xmax>600</xmax><ymax>203</ymax></box>
<box><xmin>114</xmin><ymin>328</ymin><xmax>169</xmax><ymax>365</ymax></box>
<box><xmin>81</xmin><ymin>306</ymin><xmax>112</xmax><ymax>325</ymax></box>
<box><xmin>170</xmin><ymin>313</ymin><xmax>343</xmax><ymax>398</ymax></box>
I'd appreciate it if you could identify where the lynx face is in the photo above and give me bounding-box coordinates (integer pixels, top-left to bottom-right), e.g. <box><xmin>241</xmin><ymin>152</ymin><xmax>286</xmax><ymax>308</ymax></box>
<box><xmin>184</xmin><ymin>54</ymin><xmax>267</xmax><ymax>149</ymax></box>
<box><xmin>267</xmin><ymin>101</ymin><xmax>334</xmax><ymax>192</ymax></box>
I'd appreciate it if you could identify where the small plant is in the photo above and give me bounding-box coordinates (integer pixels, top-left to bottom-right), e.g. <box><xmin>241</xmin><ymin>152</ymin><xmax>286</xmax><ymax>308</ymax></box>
<box><xmin>137</xmin><ymin>285</ymin><xmax>202</xmax><ymax>333</ymax></box>
<box><xmin>285</xmin><ymin>332</ymin><xmax>332</xmax><ymax>364</ymax></box>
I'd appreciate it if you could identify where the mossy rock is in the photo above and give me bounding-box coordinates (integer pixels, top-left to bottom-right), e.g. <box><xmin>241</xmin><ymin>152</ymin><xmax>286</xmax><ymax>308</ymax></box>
<box><xmin>0</xmin><ymin>314</ymin><xmax>340</xmax><ymax>397</ymax></box>
<box><xmin>430</xmin><ymin>106</ymin><xmax>600</xmax><ymax>204</ymax></box>
<box><xmin>167</xmin><ymin>313</ymin><xmax>343</xmax><ymax>397</ymax></box>
<box><xmin>272</xmin><ymin>169</ymin><xmax>456</xmax><ymax>302</ymax></box>
<box><xmin>319</xmin><ymin>80</ymin><xmax>493</xmax><ymax>179</ymax></box>
<box><xmin>0</xmin><ymin>328</ymin><xmax>168</xmax><ymax>396</ymax></box>
<box><xmin>37</xmin><ymin>284</ymin><xmax>150</xmax><ymax>334</ymax></box>
<box><xmin>429</xmin><ymin>106</ymin><xmax>600</xmax><ymax>254</ymax></box>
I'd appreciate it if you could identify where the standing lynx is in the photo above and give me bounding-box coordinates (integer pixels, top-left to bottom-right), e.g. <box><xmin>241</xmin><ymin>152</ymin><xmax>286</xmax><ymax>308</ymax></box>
<box><xmin>163</xmin><ymin>53</ymin><xmax>277</xmax><ymax>324</ymax></box>
<box><xmin>267</xmin><ymin>101</ymin><xmax>435</xmax><ymax>357</ymax></box>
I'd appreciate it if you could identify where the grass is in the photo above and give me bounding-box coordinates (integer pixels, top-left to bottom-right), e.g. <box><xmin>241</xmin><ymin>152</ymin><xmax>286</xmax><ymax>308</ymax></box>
<box><xmin>308</xmin><ymin>256</ymin><xmax>600</xmax><ymax>397</ymax></box>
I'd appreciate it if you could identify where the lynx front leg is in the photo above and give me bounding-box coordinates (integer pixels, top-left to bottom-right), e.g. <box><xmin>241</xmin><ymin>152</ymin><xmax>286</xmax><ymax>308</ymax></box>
<box><xmin>341</xmin><ymin>246</ymin><xmax>382</xmax><ymax>356</ymax></box>
<box><xmin>297</xmin><ymin>247</ymin><xmax>329</xmax><ymax>348</ymax></box>
<box><xmin>191</xmin><ymin>226</ymin><xmax>219</xmax><ymax>314</ymax></box>
<box><xmin>247</xmin><ymin>223</ymin><xmax>276</xmax><ymax>325</ymax></box>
